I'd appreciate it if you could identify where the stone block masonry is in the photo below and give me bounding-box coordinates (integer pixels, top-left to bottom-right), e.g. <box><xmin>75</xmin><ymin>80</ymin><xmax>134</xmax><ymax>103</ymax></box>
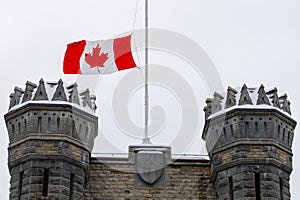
<box><xmin>5</xmin><ymin>81</ymin><xmax>298</xmax><ymax>200</ymax></box>
<box><xmin>203</xmin><ymin>85</ymin><xmax>297</xmax><ymax>200</ymax></box>
<box><xmin>5</xmin><ymin>80</ymin><xmax>98</xmax><ymax>200</ymax></box>
<box><xmin>84</xmin><ymin>158</ymin><xmax>215</xmax><ymax>200</ymax></box>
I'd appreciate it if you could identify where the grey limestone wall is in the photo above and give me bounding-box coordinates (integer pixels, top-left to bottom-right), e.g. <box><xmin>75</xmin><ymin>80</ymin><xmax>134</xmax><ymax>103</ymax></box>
<box><xmin>213</xmin><ymin>165</ymin><xmax>291</xmax><ymax>200</ymax></box>
<box><xmin>5</xmin><ymin>103</ymin><xmax>98</xmax><ymax>200</ymax></box>
<box><xmin>203</xmin><ymin>108</ymin><xmax>296</xmax><ymax>200</ymax></box>
<box><xmin>5</xmin><ymin>105</ymin><xmax>98</xmax><ymax>151</ymax></box>
<box><xmin>84</xmin><ymin>159</ymin><xmax>215</xmax><ymax>200</ymax></box>
<box><xmin>9</xmin><ymin>160</ymin><xmax>86</xmax><ymax>200</ymax></box>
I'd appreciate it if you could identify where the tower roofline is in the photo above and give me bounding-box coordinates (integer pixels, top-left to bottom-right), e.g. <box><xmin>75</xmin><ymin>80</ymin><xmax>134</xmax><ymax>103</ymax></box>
<box><xmin>202</xmin><ymin>106</ymin><xmax>297</xmax><ymax>140</ymax></box>
<box><xmin>8</xmin><ymin>79</ymin><xmax>97</xmax><ymax>114</ymax></box>
<box><xmin>5</xmin><ymin>101</ymin><xmax>98</xmax><ymax>121</ymax></box>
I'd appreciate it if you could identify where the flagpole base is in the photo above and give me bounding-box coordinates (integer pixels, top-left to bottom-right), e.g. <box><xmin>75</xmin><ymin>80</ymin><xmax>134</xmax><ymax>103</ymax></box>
<box><xmin>142</xmin><ymin>138</ymin><xmax>152</xmax><ymax>144</ymax></box>
<box><xmin>128</xmin><ymin>144</ymin><xmax>172</xmax><ymax>165</ymax></box>
<box><xmin>128</xmin><ymin>143</ymin><xmax>172</xmax><ymax>187</ymax></box>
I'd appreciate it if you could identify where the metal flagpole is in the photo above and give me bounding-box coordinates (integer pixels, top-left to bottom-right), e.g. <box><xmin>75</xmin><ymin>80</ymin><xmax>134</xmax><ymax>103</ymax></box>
<box><xmin>143</xmin><ymin>0</ymin><xmax>151</xmax><ymax>144</ymax></box>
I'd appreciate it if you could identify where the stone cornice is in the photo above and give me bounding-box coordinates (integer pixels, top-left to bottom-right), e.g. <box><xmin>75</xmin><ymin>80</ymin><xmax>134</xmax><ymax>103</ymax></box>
<box><xmin>210</xmin><ymin>157</ymin><xmax>293</xmax><ymax>183</ymax></box>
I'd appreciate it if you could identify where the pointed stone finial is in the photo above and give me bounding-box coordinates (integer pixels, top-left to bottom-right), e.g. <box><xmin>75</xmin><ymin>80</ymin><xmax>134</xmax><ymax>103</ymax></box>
<box><xmin>238</xmin><ymin>84</ymin><xmax>253</xmax><ymax>105</ymax></box>
<box><xmin>212</xmin><ymin>92</ymin><xmax>224</xmax><ymax>114</ymax></box>
<box><xmin>52</xmin><ymin>79</ymin><xmax>67</xmax><ymax>101</ymax></box>
<box><xmin>22</xmin><ymin>81</ymin><xmax>37</xmax><ymax>103</ymax></box>
<box><xmin>225</xmin><ymin>86</ymin><xmax>237</xmax><ymax>109</ymax></box>
<box><xmin>80</xmin><ymin>89</ymin><xmax>92</xmax><ymax>109</ymax></box>
<box><xmin>33</xmin><ymin>79</ymin><xmax>48</xmax><ymax>101</ymax></box>
<box><xmin>256</xmin><ymin>84</ymin><xmax>271</xmax><ymax>105</ymax></box>
<box><xmin>266</xmin><ymin>87</ymin><xmax>280</xmax><ymax>108</ymax></box>
<box><xmin>67</xmin><ymin>83</ymin><xmax>80</xmax><ymax>105</ymax></box>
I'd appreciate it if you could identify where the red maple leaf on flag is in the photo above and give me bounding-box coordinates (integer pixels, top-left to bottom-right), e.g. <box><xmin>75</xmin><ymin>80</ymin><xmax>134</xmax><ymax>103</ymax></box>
<box><xmin>85</xmin><ymin>44</ymin><xmax>109</xmax><ymax>73</ymax></box>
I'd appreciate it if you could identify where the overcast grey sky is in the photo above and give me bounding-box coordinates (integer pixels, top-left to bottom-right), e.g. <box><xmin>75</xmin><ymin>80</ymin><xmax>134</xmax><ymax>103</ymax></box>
<box><xmin>1</xmin><ymin>0</ymin><xmax>300</xmax><ymax>199</ymax></box>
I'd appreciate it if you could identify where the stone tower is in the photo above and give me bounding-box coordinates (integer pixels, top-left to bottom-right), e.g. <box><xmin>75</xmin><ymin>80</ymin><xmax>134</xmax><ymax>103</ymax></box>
<box><xmin>202</xmin><ymin>84</ymin><xmax>297</xmax><ymax>200</ymax></box>
<box><xmin>4</xmin><ymin>79</ymin><xmax>98</xmax><ymax>200</ymax></box>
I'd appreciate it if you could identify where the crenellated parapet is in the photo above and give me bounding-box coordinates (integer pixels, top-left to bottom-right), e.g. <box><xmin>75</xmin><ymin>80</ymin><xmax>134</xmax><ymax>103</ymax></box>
<box><xmin>4</xmin><ymin>79</ymin><xmax>98</xmax><ymax>200</ymax></box>
<box><xmin>9</xmin><ymin>78</ymin><xmax>97</xmax><ymax>112</ymax></box>
<box><xmin>202</xmin><ymin>84</ymin><xmax>297</xmax><ymax>200</ymax></box>
<box><xmin>203</xmin><ymin>84</ymin><xmax>292</xmax><ymax>121</ymax></box>
<box><xmin>6</xmin><ymin>79</ymin><xmax>98</xmax><ymax>150</ymax></box>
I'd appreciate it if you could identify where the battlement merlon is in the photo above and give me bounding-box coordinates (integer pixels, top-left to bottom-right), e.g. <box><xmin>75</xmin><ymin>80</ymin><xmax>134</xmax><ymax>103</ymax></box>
<box><xmin>8</xmin><ymin>78</ymin><xmax>97</xmax><ymax>114</ymax></box>
<box><xmin>203</xmin><ymin>84</ymin><xmax>294</xmax><ymax>121</ymax></box>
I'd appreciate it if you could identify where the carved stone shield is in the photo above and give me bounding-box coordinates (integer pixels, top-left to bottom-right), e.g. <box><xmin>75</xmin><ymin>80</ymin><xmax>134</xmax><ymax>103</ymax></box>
<box><xmin>136</xmin><ymin>151</ymin><xmax>164</xmax><ymax>185</ymax></box>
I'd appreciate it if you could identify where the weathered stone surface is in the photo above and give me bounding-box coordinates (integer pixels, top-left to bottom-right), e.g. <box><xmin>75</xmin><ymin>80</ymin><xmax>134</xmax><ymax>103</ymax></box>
<box><xmin>256</xmin><ymin>84</ymin><xmax>271</xmax><ymax>105</ymax></box>
<box><xmin>21</xmin><ymin>81</ymin><xmax>37</xmax><ymax>103</ymax></box>
<box><xmin>238</xmin><ymin>84</ymin><xmax>253</xmax><ymax>105</ymax></box>
<box><xmin>80</xmin><ymin>89</ymin><xmax>92</xmax><ymax>109</ymax></box>
<box><xmin>52</xmin><ymin>79</ymin><xmax>67</xmax><ymax>101</ymax></box>
<box><xmin>84</xmin><ymin>160</ymin><xmax>215</xmax><ymax>200</ymax></box>
<box><xmin>225</xmin><ymin>86</ymin><xmax>237</xmax><ymax>109</ymax></box>
<box><xmin>136</xmin><ymin>151</ymin><xmax>164</xmax><ymax>185</ymax></box>
<box><xmin>212</xmin><ymin>92</ymin><xmax>224</xmax><ymax>114</ymax></box>
<box><xmin>266</xmin><ymin>87</ymin><xmax>280</xmax><ymax>108</ymax></box>
<box><xmin>5</xmin><ymin>79</ymin><xmax>99</xmax><ymax>200</ymax></box>
<box><xmin>33</xmin><ymin>79</ymin><xmax>48</xmax><ymax>101</ymax></box>
<box><xmin>202</xmin><ymin>84</ymin><xmax>296</xmax><ymax>200</ymax></box>
<box><xmin>67</xmin><ymin>83</ymin><xmax>80</xmax><ymax>105</ymax></box>
<box><xmin>5</xmin><ymin>82</ymin><xmax>298</xmax><ymax>200</ymax></box>
<box><xmin>9</xmin><ymin>87</ymin><xmax>24</xmax><ymax>110</ymax></box>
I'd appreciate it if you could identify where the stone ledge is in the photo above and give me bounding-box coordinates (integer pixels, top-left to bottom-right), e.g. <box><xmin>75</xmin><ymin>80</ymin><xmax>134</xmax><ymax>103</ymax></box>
<box><xmin>202</xmin><ymin>108</ymin><xmax>297</xmax><ymax>140</ymax></box>
<box><xmin>8</xmin><ymin>133</ymin><xmax>91</xmax><ymax>152</ymax></box>
<box><xmin>210</xmin><ymin>158</ymin><xmax>292</xmax><ymax>182</ymax></box>
<box><xmin>211</xmin><ymin>138</ymin><xmax>293</xmax><ymax>155</ymax></box>
<box><xmin>90</xmin><ymin>156</ymin><xmax>211</xmax><ymax>166</ymax></box>
<box><xmin>8</xmin><ymin>153</ymin><xmax>90</xmax><ymax>170</ymax></box>
<box><xmin>208</xmin><ymin>106</ymin><xmax>295</xmax><ymax>125</ymax></box>
<box><xmin>5</xmin><ymin>102</ymin><xmax>98</xmax><ymax>122</ymax></box>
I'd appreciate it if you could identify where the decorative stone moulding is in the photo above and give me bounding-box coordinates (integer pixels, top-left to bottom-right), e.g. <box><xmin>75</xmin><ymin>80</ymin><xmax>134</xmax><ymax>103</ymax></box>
<box><xmin>8</xmin><ymin>78</ymin><xmax>97</xmax><ymax>113</ymax></box>
<box><xmin>203</xmin><ymin>84</ymin><xmax>292</xmax><ymax>121</ymax></box>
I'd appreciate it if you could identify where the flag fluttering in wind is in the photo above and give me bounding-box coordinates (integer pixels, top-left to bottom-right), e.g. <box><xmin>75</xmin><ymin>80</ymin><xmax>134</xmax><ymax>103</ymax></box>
<box><xmin>63</xmin><ymin>35</ymin><xmax>136</xmax><ymax>74</ymax></box>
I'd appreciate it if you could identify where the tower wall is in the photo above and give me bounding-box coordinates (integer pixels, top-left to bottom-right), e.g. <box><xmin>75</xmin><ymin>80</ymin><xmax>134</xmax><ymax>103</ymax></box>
<box><xmin>5</xmin><ymin>80</ymin><xmax>98</xmax><ymax>200</ymax></box>
<box><xmin>202</xmin><ymin>85</ymin><xmax>297</xmax><ymax>200</ymax></box>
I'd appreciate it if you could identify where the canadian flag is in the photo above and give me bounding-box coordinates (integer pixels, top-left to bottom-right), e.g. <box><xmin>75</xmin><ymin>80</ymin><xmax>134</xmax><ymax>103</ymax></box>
<box><xmin>63</xmin><ymin>35</ymin><xmax>137</xmax><ymax>74</ymax></box>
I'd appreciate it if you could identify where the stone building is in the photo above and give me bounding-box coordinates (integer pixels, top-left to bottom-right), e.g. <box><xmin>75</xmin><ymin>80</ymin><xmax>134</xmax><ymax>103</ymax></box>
<box><xmin>4</xmin><ymin>79</ymin><xmax>297</xmax><ymax>199</ymax></box>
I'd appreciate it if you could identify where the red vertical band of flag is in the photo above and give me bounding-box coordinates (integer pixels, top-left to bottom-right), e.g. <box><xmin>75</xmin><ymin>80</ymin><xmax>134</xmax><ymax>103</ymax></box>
<box><xmin>63</xmin><ymin>40</ymin><xmax>86</xmax><ymax>74</ymax></box>
<box><xmin>113</xmin><ymin>35</ymin><xmax>136</xmax><ymax>71</ymax></box>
